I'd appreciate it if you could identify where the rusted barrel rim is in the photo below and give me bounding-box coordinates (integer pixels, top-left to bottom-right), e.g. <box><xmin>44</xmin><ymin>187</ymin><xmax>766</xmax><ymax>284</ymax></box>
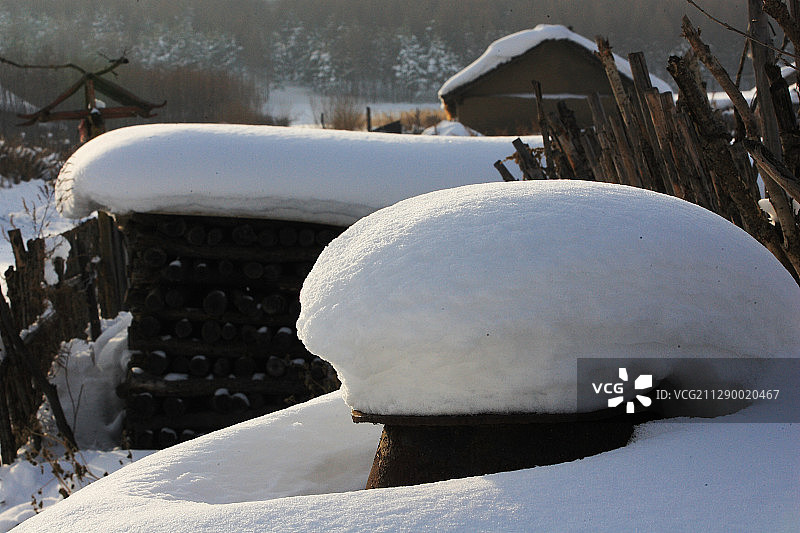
<box><xmin>351</xmin><ymin>405</ymin><xmax>635</xmax><ymax>426</ymax></box>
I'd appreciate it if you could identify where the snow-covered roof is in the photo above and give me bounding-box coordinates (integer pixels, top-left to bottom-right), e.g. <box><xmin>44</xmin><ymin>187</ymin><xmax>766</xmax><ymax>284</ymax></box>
<box><xmin>55</xmin><ymin>124</ymin><xmax>537</xmax><ymax>225</ymax></box>
<box><xmin>438</xmin><ymin>24</ymin><xmax>673</xmax><ymax>98</ymax></box>
<box><xmin>298</xmin><ymin>180</ymin><xmax>800</xmax><ymax>416</ymax></box>
<box><xmin>420</xmin><ymin>119</ymin><xmax>482</xmax><ymax>136</ymax></box>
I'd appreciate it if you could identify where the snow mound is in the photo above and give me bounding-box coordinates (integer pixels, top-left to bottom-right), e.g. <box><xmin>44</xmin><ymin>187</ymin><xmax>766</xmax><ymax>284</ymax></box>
<box><xmin>12</xmin><ymin>392</ymin><xmax>382</xmax><ymax>533</ymax></box>
<box><xmin>421</xmin><ymin>120</ymin><xmax>483</xmax><ymax>136</ymax></box>
<box><xmin>297</xmin><ymin>180</ymin><xmax>800</xmax><ymax>416</ymax></box>
<box><xmin>55</xmin><ymin>123</ymin><xmax>536</xmax><ymax>225</ymax></box>
<box><xmin>438</xmin><ymin>24</ymin><xmax>673</xmax><ymax>98</ymax></box>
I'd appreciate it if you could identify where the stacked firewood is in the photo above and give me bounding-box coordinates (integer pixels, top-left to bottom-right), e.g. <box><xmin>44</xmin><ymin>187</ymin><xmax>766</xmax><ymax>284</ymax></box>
<box><xmin>498</xmin><ymin>2</ymin><xmax>800</xmax><ymax>284</ymax></box>
<box><xmin>119</xmin><ymin>212</ymin><xmax>344</xmax><ymax>448</ymax></box>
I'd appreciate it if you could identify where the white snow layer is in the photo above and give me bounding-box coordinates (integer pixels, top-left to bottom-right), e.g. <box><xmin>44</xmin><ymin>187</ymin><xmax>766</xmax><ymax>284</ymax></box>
<box><xmin>438</xmin><ymin>24</ymin><xmax>673</xmax><ymax>98</ymax></box>
<box><xmin>12</xmin><ymin>390</ymin><xmax>800</xmax><ymax>532</ymax></box>
<box><xmin>297</xmin><ymin>180</ymin><xmax>800</xmax><ymax>416</ymax></box>
<box><xmin>42</xmin><ymin>235</ymin><xmax>71</xmax><ymax>286</ymax></box>
<box><xmin>55</xmin><ymin>123</ymin><xmax>535</xmax><ymax>224</ymax></box>
<box><xmin>50</xmin><ymin>313</ymin><xmax>133</xmax><ymax>449</ymax></box>
<box><xmin>421</xmin><ymin>120</ymin><xmax>483</xmax><ymax>136</ymax></box>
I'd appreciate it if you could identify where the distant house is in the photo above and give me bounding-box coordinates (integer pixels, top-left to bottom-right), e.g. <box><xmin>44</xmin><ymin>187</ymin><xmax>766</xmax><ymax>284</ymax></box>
<box><xmin>437</xmin><ymin>24</ymin><xmax>672</xmax><ymax>135</ymax></box>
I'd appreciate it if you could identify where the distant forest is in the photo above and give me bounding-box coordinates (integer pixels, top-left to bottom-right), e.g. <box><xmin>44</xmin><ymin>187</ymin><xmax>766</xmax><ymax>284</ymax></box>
<box><xmin>0</xmin><ymin>1</ymin><xmax>762</xmax><ymax>139</ymax></box>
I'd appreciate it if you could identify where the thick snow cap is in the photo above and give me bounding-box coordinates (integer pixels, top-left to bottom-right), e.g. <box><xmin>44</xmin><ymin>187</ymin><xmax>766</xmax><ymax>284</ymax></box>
<box><xmin>298</xmin><ymin>180</ymin><xmax>800</xmax><ymax>416</ymax></box>
<box><xmin>55</xmin><ymin>123</ymin><xmax>533</xmax><ymax>225</ymax></box>
<box><xmin>438</xmin><ymin>24</ymin><xmax>673</xmax><ymax>98</ymax></box>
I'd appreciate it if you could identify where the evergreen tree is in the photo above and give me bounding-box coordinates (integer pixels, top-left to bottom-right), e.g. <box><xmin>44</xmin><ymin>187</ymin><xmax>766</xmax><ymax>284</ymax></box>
<box><xmin>393</xmin><ymin>34</ymin><xmax>429</xmax><ymax>100</ymax></box>
<box><xmin>425</xmin><ymin>34</ymin><xmax>461</xmax><ymax>90</ymax></box>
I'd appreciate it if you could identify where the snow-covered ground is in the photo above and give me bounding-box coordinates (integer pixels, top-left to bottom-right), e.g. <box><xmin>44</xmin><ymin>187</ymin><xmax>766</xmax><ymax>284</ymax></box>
<box><xmin>0</xmin><ymin>312</ymin><xmax>152</xmax><ymax>530</ymax></box>
<box><xmin>7</xmin><ymin>388</ymin><xmax>800</xmax><ymax>532</ymax></box>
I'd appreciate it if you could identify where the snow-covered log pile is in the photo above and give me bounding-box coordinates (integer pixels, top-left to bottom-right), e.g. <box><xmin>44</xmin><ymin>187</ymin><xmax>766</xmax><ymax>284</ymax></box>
<box><xmin>55</xmin><ymin>123</ymin><xmax>529</xmax><ymax>448</ymax></box>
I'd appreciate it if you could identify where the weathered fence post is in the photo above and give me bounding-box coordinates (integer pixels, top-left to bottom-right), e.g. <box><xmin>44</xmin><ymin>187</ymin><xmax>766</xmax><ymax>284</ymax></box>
<box><xmin>0</xmin><ymin>365</ymin><xmax>17</xmax><ymax>464</ymax></box>
<box><xmin>0</xmin><ymin>288</ymin><xmax>77</xmax><ymax>451</ymax></box>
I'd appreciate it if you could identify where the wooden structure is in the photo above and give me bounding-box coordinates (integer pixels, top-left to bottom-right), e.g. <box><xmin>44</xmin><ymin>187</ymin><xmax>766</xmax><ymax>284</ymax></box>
<box><xmin>119</xmin><ymin>212</ymin><xmax>345</xmax><ymax>449</ymax></box>
<box><xmin>16</xmin><ymin>58</ymin><xmax>165</xmax><ymax>143</ymax></box>
<box><xmin>439</xmin><ymin>27</ymin><xmax>668</xmax><ymax>135</ymax></box>
<box><xmin>0</xmin><ymin>214</ymin><xmax>127</xmax><ymax>464</ymax></box>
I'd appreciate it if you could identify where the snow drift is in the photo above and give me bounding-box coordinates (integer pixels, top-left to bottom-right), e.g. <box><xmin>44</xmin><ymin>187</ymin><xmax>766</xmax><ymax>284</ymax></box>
<box><xmin>297</xmin><ymin>180</ymin><xmax>800</xmax><ymax>416</ymax></box>
<box><xmin>11</xmin><ymin>390</ymin><xmax>799</xmax><ymax>532</ymax></box>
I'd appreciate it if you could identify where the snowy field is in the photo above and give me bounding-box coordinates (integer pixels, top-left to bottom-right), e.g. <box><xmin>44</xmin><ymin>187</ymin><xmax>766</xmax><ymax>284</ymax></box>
<box><xmin>0</xmin><ymin>126</ymin><xmax>797</xmax><ymax>531</ymax></box>
<box><xmin>267</xmin><ymin>85</ymin><xmax>442</xmax><ymax>127</ymax></box>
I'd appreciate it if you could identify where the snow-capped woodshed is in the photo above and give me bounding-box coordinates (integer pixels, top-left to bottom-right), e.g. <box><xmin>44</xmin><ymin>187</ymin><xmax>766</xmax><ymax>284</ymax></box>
<box><xmin>438</xmin><ymin>25</ymin><xmax>672</xmax><ymax>135</ymax></box>
<box><xmin>54</xmin><ymin>123</ymin><xmax>533</xmax><ymax>448</ymax></box>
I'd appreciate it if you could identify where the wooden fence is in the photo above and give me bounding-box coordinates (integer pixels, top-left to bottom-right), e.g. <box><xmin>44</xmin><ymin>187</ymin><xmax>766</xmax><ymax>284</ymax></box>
<box><xmin>0</xmin><ymin>211</ymin><xmax>127</xmax><ymax>463</ymax></box>
<box><xmin>496</xmin><ymin>27</ymin><xmax>800</xmax><ymax>284</ymax></box>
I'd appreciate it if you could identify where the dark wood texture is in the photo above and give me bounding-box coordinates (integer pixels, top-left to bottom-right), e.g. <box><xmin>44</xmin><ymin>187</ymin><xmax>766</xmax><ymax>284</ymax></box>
<box><xmin>121</xmin><ymin>212</ymin><xmax>345</xmax><ymax>448</ymax></box>
<box><xmin>364</xmin><ymin>419</ymin><xmax>636</xmax><ymax>489</ymax></box>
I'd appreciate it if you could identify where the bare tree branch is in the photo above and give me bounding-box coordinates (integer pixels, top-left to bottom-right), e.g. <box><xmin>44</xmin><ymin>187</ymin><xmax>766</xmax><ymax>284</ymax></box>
<box><xmin>682</xmin><ymin>16</ymin><xmax>760</xmax><ymax>138</ymax></box>
<box><xmin>745</xmin><ymin>138</ymin><xmax>800</xmax><ymax>202</ymax></box>
<box><xmin>0</xmin><ymin>56</ymin><xmax>86</xmax><ymax>74</ymax></box>
<box><xmin>762</xmin><ymin>0</ymin><xmax>800</xmax><ymax>61</ymax></box>
<box><xmin>0</xmin><ymin>54</ymin><xmax>128</xmax><ymax>77</ymax></box>
<box><xmin>684</xmin><ymin>0</ymin><xmax>797</xmax><ymax>63</ymax></box>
